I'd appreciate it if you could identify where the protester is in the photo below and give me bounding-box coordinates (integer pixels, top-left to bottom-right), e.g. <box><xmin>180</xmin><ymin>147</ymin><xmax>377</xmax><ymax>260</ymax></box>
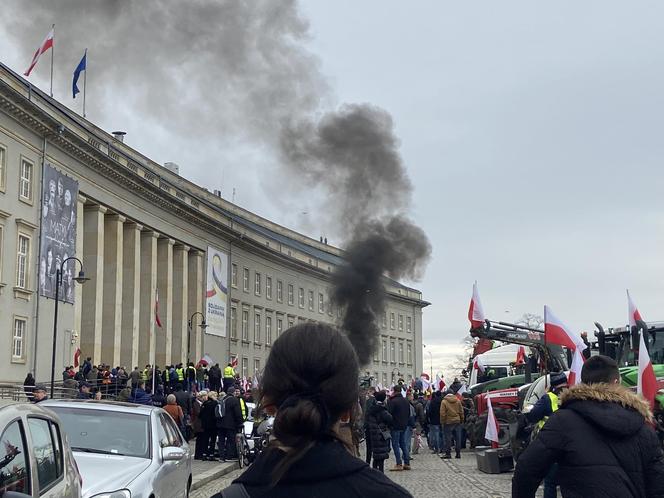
<box><xmin>31</xmin><ymin>384</ymin><xmax>48</xmax><ymax>403</ymax></box>
<box><xmin>410</xmin><ymin>392</ymin><xmax>426</xmax><ymax>455</ymax></box>
<box><xmin>215</xmin><ymin>323</ymin><xmax>411</xmax><ymax>497</ymax></box>
<box><xmin>151</xmin><ymin>386</ymin><xmax>167</xmax><ymax>407</ymax></box>
<box><xmin>23</xmin><ymin>372</ymin><xmax>35</xmax><ymax>401</ymax></box>
<box><xmin>222</xmin><ymin>363</ymin><xmax>235</xmax><ymax>393</ymax></box>
<box><xmin>208</xmin><ymin>363</ymin><xmax>222</xmax><ymax>393</ymax></box>
<box><xmin>440</xmin><ymin>390</ymin><xmax>464</xmax><ymax>459</ymax></box>
<box><xmin>234</xmin><ymin>387</ymin><xmax>248</xmax><ymax>422</ymax></box>
<box><xmin>130</xmin><ymin>366</ymin><xmax>141</xmax><ymax>388</ymax></box>
<box><xmin>77</xmin><ymin>381</ymin><xmax>94</xmax><ymax>399</ymax></box>
<box><xmin>192</xmin><ymin>390</ymin><xmax>208</xmax><ymax>460</ymax></box>
<box><xmin>426</xmin><ymin>391</ymin><xmax>443</xmax><ymax>454</ymax></box>
<box><xmin>513</xmin><ymin>355</ymin><xmax>664</xmax><ymax>498</ymax></box>
<box><xmin>200</xmin><ymin>390</ymin><xmax>219</xmax><ymax>460</ymax></box>
<box><xmin>164</xmin><ymin>394</ymin><xmax>185</xmax><ymax>429</ymax></box>
<box><xmin>366</xmin><ymin>391</ymin><xmax>394</xmax><ymax>473</ymax></box>
<box><xmin>363</xmin><ymin>387</ymin><xmax>377</xmax><ymax>466</ymax></box>
<box><xmin>216</xmin><ymin>385</ymin><xmax>243</xmax><ymax>461</ymax></box>
<box><xmin>388</xmin><ymin>387</ymin><xmax>412</xmax><ymax>471</ymax></box>
<box><xmin>129</xmin><ymin>380</ymin><xmax>152</xmax><ymax>405</ymax></box>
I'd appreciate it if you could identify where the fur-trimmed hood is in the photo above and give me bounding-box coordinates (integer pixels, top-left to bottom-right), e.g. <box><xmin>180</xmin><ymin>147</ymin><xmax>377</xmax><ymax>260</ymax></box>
<box><xmin>560</xmin><ymin>382</ymin><xmax>653</xmax><ymax>437</ymax></box>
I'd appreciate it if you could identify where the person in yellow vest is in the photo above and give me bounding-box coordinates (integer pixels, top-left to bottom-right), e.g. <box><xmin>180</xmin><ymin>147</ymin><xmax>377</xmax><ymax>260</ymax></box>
<box><xmin>175</xmin><ymin>363</ymin><xmax>185</xmax><ymax>389</ymax></box>
<box><xmin>524</xmin><ymin>371</ymin><xmax>568</xmax><ymax>498</ymax></box>
<box><xmin>223</xmin><ymin>363</ymin><xmax>235</xmax><ymax>393</ymax></box>
<box><xmin>234</xmin><ymin>387</ymin><xmax>247</xmax><ymax>421</ymax></box>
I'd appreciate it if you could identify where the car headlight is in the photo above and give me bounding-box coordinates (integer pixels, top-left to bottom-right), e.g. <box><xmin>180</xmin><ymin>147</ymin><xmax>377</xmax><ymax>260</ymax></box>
<box><xmin>90</xmin><ymin>491</ymin><xmax>131</xmax><ymax>498</ymax></box>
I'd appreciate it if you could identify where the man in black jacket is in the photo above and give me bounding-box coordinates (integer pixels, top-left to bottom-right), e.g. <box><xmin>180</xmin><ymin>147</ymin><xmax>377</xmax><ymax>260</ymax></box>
<box><xmin>426</xmin><ymin>391</ymin><xmax>443</xmax><ymax>454</ymax></box>
<box><xmin>513</xmin><ymin>355</ymin><xmax>664</xmax><ymax>498</ymax></box>
<box><xmin>387</xmin><ymin>388</ymin><xmax>412</xmax><ymax>471</ymax></box>
<box><xmin>217</xmin><ymin>386</ymin><xmax>243</xmax><ymax>461</ymax></box>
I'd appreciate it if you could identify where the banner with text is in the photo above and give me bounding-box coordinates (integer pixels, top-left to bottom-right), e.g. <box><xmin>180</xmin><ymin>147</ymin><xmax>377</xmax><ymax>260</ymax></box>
<box><xmin>39</xmin><ymin>163</ymin><xmax>78</xmax><ymax>303</ymax></box>
<box><xmin>205</xmin><ymin>246</ymin><xmax>229</xmax><ymax>337</ymax></box>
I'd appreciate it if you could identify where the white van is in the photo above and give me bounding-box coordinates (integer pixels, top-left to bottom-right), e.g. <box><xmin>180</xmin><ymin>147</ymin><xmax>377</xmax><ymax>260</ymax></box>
<box><xmin>469</xmin><ymin>344</ymin><xmax>522</xmax><ymax>386</ymax></box>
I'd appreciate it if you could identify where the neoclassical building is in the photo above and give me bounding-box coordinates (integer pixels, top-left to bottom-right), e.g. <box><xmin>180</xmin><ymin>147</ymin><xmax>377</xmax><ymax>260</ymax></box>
<box><xmin>0</xmin><ymin>61</ymin><xmax>428</xmax><ymax>385</ymax></box>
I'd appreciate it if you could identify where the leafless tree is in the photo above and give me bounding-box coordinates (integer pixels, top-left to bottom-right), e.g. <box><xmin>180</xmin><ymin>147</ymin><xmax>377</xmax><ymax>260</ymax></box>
<box><xmin>515</xmin><ymin>313</ymin><xmax>544</xmax><ymax>330</ymax></box>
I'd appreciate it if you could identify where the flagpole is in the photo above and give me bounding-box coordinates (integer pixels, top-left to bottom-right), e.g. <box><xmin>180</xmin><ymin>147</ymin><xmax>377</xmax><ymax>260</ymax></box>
<box><xmin>83</xmin><ymin>48</ymin><xmax>87</xmax><ymax>117</ymax></box>
<box><xmin>49</xmin><ymin>24</ymin><xmax>55</xmax><ymax>97</ymax></box>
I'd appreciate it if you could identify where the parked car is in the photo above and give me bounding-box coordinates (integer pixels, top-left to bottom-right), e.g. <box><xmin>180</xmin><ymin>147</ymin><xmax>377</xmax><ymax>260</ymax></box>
<box><xmin>42</xmin><ymin>399</ymin><xmax>192</xmax><ymax>498</ymax></box>
<box><xmin>0</xmin><ymin>399</ymin><xmax>81</xmax><ymax>497</ymax></box>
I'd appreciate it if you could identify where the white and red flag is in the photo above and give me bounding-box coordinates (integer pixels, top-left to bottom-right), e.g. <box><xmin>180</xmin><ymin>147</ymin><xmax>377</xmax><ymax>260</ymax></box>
<box><xmin>24</xmin><ymin>27</ymin><xmax>54</xmax><ymax>77</ymax></box>
<box><xmin>231</xmin><ymin>357</ymin><xmax>238</xmax><ymax>369</ymax></box>
<box><xmin>468</xmin><ymin>281</ymin><xmax>486</xmax><ymax>329</ymax></box>
<box><xmin>155</xmin><ymin>288</ymin><xmax>163</xmax><ymax>328</ymax></box>
<box><xmin>568</xmin><ymin>348</ymin><xmax>585</xmax><ymax>386</ymax></box>
<box><xmin>420</xmin><ymin>373</ymin><xmax>431</xmax><ymax>391</ymax></box>
<box><xmin>485</xmin><ymin>396</ymin><xmax>500</xmax><ymax>448</ymax></box>
<box><xmin>629</xmin><ymin>290</ymin><xmax>657</xmax><ymax>409</ymax></box>
<box><xmin>435</xmin><ymin>373</ymin><xmax>446</xmax><ymax>391</ymax></box>
<box><xmin>515</xmin><ymin>346</ymin><xmax>527</xmax><ymax>365</ymax></box>
<box><xmin>473</xmin><ymin>355</ymin><xmax>487</xmax><ymax>373</ymax></box>
<box><xmin>544</xmin><ymin>306</ymin><xmax>586</xmax><ymax>351</ymax></box>
<box><xmin>73</xmin><ymin>348</ymin><xmax>81</xmax><ymax>368</ymax></box>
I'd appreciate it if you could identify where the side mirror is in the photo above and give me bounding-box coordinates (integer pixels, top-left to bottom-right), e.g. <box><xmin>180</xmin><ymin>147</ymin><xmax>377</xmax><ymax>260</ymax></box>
<box><xmin>162</xmin><ymin>446</ymin><xmax>185</xmax><ymax>462</ymax></box>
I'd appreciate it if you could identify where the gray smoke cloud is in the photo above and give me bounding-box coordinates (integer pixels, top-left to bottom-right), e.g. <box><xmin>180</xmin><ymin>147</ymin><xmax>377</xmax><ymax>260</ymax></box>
<box><xmin>2</xmin><ymin>0</ymin><xmax>431</xmax><ymax>366</ymax></box>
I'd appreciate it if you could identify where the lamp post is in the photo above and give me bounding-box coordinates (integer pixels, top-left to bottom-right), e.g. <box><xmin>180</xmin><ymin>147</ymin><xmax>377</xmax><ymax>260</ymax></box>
<box><xmin>187</xmin><ymin>312</ymin><xmax>208</xmax><ymax>364</ymax></box>
<box><xmin>428</xmin><ymin>351</ymin><xmax>433</xmax><ymax>380</ymax></box>
<box><xmin>51</xmin><ymin>257</ymin><xmax>89</xmax><ymax>399</ymax></box>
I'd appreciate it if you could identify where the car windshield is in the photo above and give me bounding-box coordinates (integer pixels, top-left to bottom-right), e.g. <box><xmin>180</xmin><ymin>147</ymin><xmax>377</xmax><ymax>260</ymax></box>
<box><xmin>48</xmin><ymin>407</ymin><xmax>150</xmax><ymax>459</ymax></box>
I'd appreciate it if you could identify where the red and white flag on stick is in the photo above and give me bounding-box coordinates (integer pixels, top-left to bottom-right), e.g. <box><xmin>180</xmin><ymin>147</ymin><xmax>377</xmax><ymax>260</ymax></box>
<box><xmin>628</xmin><ymin>290</ymin><xmax>657</xmax><ymax>410</ymax></box>
<box><xmin>515</xmin><ymin>346</ymin><xmax>527</xmax><ymax>365</ymax></box>
<box><xmin>468</xmin><ymin>281</ymin><xmax>486</xmax><ymax>329</ymax></box>
<box><xmin>485</xmin><ymin>396</ymin><xmax>500</xmax><ymax>448</ymax></box>
<box><xmin>544</xmin><ymin>306</ymin><xmax>586</xmax><ymax>386</ymax></box>
<box><xmin>568</xmin><ymin>348</ymin><xmax>585</xmax><ymax>386</ymax></box>
<box><xmin>155</xmin><ymin>289</ymin><xmax>163</xmax><ymax>328</ymax></box>
<box><xmin>473</xmin><ymin>354</ymin><xmax>487</xmax><ymax>373</ymax></box>
<box><xmin>420</xmin><ymin>373</ymin><xmax>431</xmax><ymax>391</ymax></box>
<box><xmin>24</xmin><ymin>26</ymin><xmax>54</xmax><ymax>77</ymax></box>
<box><xmin>435</xmin><ymin>373</ymin><xmax>446</xmax><ymax>391</ymax></box>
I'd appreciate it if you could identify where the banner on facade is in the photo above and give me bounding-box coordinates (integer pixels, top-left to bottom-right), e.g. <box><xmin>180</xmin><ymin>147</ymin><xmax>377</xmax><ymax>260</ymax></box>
<box><xmin>205</xmin><ymin>246</ymin><xmax>229</xmax><ymax>337</ymax></box>
<box><xmin>39</xmin><ymin>163</ymin><xmax>78</xmax><ymax>303</ymax></box>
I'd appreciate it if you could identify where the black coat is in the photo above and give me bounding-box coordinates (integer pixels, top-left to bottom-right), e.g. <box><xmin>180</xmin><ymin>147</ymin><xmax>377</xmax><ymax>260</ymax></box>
<box><xmin>217</xmin><ymin>438</ymin><xmax>412</xmax><ymax>498</ymax></box>
<box><xmin>366</xmin><ymin>402</ymin><xmax>393</xmax><ymax>460</ymax></box>
<box><xmin>387</xmin><ymin>394</ymin><xmax>410</xmax><ymax>431</ymax></box>
<box><xmin>200</xmin><ymin>399</ymin><xmax>218</xmax><ymax>432</ymax></box>
<box><xmin>427</xmin><ymin>395</ymin><xmax>443</xmax><ymax>426</ymax></box>
<box><xmin>513</xmin><ymin>383</ymin><xmax>664</xmax><ymax>498</ymax></box>
<box><xmin>217</xmin><ymin>395</ymin><xmax>244</xmax><ymax>431</ymax></box>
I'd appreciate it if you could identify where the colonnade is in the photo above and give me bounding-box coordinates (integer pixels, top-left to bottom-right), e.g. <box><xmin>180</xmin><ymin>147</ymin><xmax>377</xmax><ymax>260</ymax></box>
<box><xmin>75</xmin><ymin>196</ymin><xmax>205</xmax><ymax>369</ymax></box>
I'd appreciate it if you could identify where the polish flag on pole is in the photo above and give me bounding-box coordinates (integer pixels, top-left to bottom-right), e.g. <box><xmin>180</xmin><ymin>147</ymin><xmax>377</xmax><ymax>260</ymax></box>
<box><xmin>24</xmin><ymin>27</ymin><xmax>54</xmax><ymax>77</ymax></box>
<box><xmin>420</xmin><ymin>373</ymin><xmax>431</xmax><ymax>391</ymax></box>
<box><xmin>515</xmin><ymin>346</ymin><xmax>526</xmax><ymax>365</ymax></box>
<box><xmin>544</xmin><ymin>306</ymin><xmax>586</xmax><ymax>351</ymax></box>
<box><xmin>568</xmin><ymin>348</ymin><xmax>585</xmax><ymax>386</ymax></box>
<box><xmin>485</xmin><ymin>397</ymin><xmax>500</xmax><ymax>448</ymax></box>
<box><xmin>468</xmin><ymin>281</ymin><xmax>486</xmax><ymax>329</ymax></box>
<box><xmin>473</xmin><ymin>355</ymin><xmax>486</xmax><ymax>373</ymax></box>
<box><xmin>629</xmin><ymin>290</ymin><xmax>657</xmax><ymax>409</ymax></box>
<box><xmin>435</xmin><ymin>373</ymin><xmax>446</xmax><ymax>391</ymax></box>
<box><xmin>155</xmin><ymin>289</ymin><xmax>163</xmax><ymax>328</ymax></box>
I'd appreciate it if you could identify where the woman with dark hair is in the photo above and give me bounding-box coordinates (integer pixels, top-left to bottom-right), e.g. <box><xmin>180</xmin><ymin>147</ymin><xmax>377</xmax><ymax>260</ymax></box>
<box><xmin>215</xmin><ymin>323</ymin><xmax>411</xmax><ymax>497</ymax></box>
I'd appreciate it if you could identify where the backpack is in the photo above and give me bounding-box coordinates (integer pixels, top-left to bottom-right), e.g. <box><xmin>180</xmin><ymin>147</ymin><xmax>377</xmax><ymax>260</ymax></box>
<box><xmin>215</xmin><ymin>397</ymin><xmax>227</xmax><ymax>420</ymax></box>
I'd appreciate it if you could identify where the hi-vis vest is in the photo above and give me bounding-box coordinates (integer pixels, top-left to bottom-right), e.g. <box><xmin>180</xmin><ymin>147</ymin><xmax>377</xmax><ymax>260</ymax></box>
<box><xmin>176</xmin><ymin>368</ymin><xmax>184</xmax><ymax>381</ymax></box>
<box><xmin>224</xmin><ymin>366</ymin><xmax>235</xmax><ymax>378</ymax></box>
<box><xmin>239</xmin><ymin>398</ymin><xmax>247</xmax><ymax>421</ymax></box>
<box><xmin>537</xmin><ymin>392</ymin><xmax>560</xmax><ymax>430</ymax></box>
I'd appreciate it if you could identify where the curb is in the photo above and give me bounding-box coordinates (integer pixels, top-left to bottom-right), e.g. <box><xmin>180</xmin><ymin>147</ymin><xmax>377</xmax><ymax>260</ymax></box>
<box><xmin>192</xmin><ymin>461</ymin><xmax>240</xmax><ymax>491</ymax></box>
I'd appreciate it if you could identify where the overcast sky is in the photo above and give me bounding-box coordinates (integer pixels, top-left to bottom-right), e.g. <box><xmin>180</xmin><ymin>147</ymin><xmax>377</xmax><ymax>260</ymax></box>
<box><xmin>4</xmin><ymin>1</ymin><xmax>664</xmax><ymax>377</ymax></box>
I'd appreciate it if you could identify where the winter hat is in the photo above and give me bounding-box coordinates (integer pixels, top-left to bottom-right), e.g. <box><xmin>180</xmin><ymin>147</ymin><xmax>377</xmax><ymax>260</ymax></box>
<box><xmin>374</xmin><ymin>391</ymin><xmax>386</xmax><ymax>402</ymax></box>
<box><xmin>550</xmin><ymin>371</ymin><xmax>568</xmax><ymax>387</ymax></box>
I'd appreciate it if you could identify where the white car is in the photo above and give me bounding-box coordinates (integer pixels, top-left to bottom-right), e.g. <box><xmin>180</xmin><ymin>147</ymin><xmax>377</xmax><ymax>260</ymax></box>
<box><xmin>43</xmin><ymin>400</ymin><xmax>192</xmax><ymax>498</ymax></box>
<box><xmin>0</xmin><ymin>400</ymin><xmax>82</xmax><ymax>497</ymax></box>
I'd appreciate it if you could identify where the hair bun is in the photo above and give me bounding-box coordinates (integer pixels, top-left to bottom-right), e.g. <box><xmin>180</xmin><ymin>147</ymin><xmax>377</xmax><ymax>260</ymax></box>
<box><xmin>274</xmin><ymin>395</ymin><xmax>328</xmax><ymax>446</ymax></box>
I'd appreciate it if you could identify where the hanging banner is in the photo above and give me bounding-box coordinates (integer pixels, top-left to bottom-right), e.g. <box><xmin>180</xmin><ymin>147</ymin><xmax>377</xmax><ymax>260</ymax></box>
<box><xmin>205</xmin><ymin>246</ymin><xmax>229</xmax><ymax>337</ymax></box>
<box><xmin>39</xmin><ymin>163</ymin><xmax>78</xmax><ymax>303</ymax></box>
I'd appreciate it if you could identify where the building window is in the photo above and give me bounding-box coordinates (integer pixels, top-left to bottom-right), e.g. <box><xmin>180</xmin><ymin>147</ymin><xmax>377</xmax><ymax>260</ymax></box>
<box><xmin>231</xmin><ymin>264</ymin><xmax>238</xmax><ymax>288</ymax></box>
<box><xmin>254</xmin><ymin>272</ymin><xmax>261</xmax><ymax>296</ymax></box>
<box><xmin>398</xmin><ymin>342</ymin><xmax>404</xmax><ymax>364</ymax></box>
<box><xmin>241</xmin><ymin>309</ymin><xmax>249</xmax><ymax>341</ymax></box>
<box><xmin>254</xmin><ymin>358</ymin><xmax>261</xmax><ymax>375</ymax></box>
<box><xmin>308</xmin><ymin>290</ymin><xmax>314</xmax><ymax>311</ymax></box>
<box><xmin>390</xmin><ymin>313</ymin><xmax>395</xmax><ymax>330</ymax></box>
<box><xmin>382</xmin><ymin>312</ymin><xmax>387</xmax><ymax>329</ymax></box>
<box><xmin>254</xmin><ymin>313</ymin><xmax>261</xmax><ymax>343</ymax></box>
<box><xmin>298</xmin><ymin>287</ymin><xmax>305</xmax><ymax>308</ymax></box>
<box><xmin>0</xmin><ymin>144</ymin><xmax>5</xmax><ymax>191</ymax></box>
<box><xmin>266</xmin><ymin>276</ymin><xmax>272</xmax><ymax>300</ymax></box>
<box><xmin>243</xmin><ymin>268</ymin><xmax>249</xmax><ymax>292</ymax></box>
<box><xmin>407</xmin><ymin>316</ymin><xmax>412</xmax><ymax>333</ymax></box>
<box><xmin>277</xmin><ymin>318</ymin><xmax>283</xmax><ymax>338</ymax></box>
<box><xmin>230</xmin><ymin>305</ymin><xmax>238</xmax><ymax>339</ymax></box>
<box><xmin>19</xmin><ymin>158</ymin><xmax>33</xmax><ymax>202</ymax></box>
<box><xmin>398</xmin><ymin>315</ymin><xmax>404</xmax><ymax>332</ymax></box>
<box><xmin>288</xmin><ymin>317</ymin><xmax>295</xmax><ymax>328</ymax></box>
<box><xmin>242</xmin><ymin>357</ymin><xmax>248</xmax><ymax>378</ymax></box>
<box><xmin>15</xmin><ymin>234</ymin><xmax>30</xmax><ymax>289</ymax></box>
<box><xmin>381</xmin><ymin>339</ymin><xmax>388</xmax><ymax>362</ymax></box>
<box><xmin>318</xmin><ymin>293</ymin><xmax>324</xmax><ymax>313</ymax></box>
<box><xmin>373</xmin><ymin>347</ymin><xmax>379</xmax><ymax>363</ymax></box>
<box><xmin>390</xmin><ymin>341</ymin><xmax>395</xmax><ymax>363</ymax></box>
<box><xmin>266</xmin><ymin>316</ymin><xmax>272</xmax><ymax>345</ymax></box>
<box><xmin>407</xmin><ymin>343</ymin><xmax>412</xmax><ymax>365</ymax></box>
<box><xmin>277</xmin><ymin>280</ymin><xmax>283</xmax><ymax>303</ymax></box>
<box><xmin>13</xmin><ymin>317</ymin><xmax>26</xmax><ymax>360</ymax></box>
<box><xmin>382</xmin><ymin>372</ymin><xmax>388</xmax><ymax>387</ymax></box>
<box><xmin>288</xmin><ymin>284</ymin><xmax>294</xmax><ymax>305</ymax></box>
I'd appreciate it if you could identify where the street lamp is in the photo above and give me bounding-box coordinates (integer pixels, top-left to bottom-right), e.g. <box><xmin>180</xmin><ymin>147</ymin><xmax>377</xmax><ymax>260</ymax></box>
<box><xmin>423</xmin><ymin>343</ymin><xmax>433</xmax><ymax>380</ymax></box>
<box><xmin>51</xmin><ymin>257</ymin><xmax>89</xmax><ymax>398</ymax></box>
<box><xmin>187</xmin><ymin>312</ymin><xmax>208</xmax><ymax>363</ymax></box>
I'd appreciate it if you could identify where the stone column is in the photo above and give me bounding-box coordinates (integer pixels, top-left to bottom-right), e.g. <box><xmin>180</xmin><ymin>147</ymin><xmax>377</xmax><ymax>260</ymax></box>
<box><xmin>81</xmin><ymin>204</ymin><xmax>107</xmax><ymax>364</ymax></box>
<box><xmin>73</xmin><ymin>194</ymin><xmax>87</xmax><ymax>346</ymax></box>
<box><xmin>188</xmin><ymin>250</ymin><xmax>205</xmax><ymax>362</ymax></box>
<box><xmin>139</xmin><ymin>230</ymin><xmax>159</xmax><ymax>368</ymax></box>
<box><xmin>172</xmin><ymin>244</ymin><xmax>189</xmax><ymax>365</ymax></box>
<box><xmin>156</xmin><ymin>237</ymin><xmax>174</xmax><ymax>367</ymax></box>
<box><xmin>121</xmin><ymin>222</ymin><xmax>143</xmax><ymax>369</ymax></box>
<box><xmin>101</xmin><ymin>214</ymin><xmax>125</xmax><ymax>367</ymax></box>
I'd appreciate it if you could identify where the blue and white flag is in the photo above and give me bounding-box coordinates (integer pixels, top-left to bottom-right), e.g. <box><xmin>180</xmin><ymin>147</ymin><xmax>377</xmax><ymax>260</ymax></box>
<box><xmin>72</xmin><ymin>50</ymin><xmax>86</xmax><ymax>98</ymax></box>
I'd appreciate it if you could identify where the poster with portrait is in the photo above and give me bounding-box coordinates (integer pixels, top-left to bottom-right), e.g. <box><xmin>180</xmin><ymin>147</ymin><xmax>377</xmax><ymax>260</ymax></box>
<box><xmin>205</xmin><ymin>246</ymin><xmax>229</xmax><ymax>337</ymax></box>
<box><xmin>39</xmin><ymin>163</ymin><xmax>78</xmax><ymax>303</ymax></box>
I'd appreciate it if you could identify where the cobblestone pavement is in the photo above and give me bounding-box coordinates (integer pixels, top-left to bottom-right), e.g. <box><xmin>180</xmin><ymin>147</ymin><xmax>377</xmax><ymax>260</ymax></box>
<box><xmin>191</xmin><ymin>448</ymin><xmax>536</xmax><ymax>497</ymax></box>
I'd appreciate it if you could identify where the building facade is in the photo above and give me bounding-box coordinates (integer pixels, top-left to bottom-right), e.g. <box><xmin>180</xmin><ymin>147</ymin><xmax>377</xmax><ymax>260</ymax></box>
<box><xmin>0</xmin><ymin>62</ymin><xmax>428</xmax><ymax>385</ymax></box>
